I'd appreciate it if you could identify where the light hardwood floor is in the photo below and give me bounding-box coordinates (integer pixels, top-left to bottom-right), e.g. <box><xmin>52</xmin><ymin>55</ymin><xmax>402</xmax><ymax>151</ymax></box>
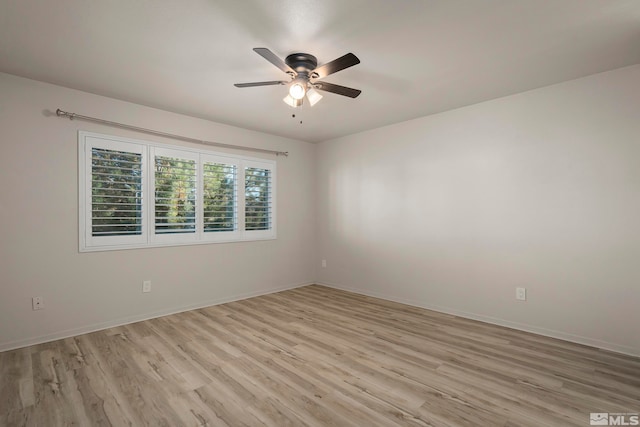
<box><xmin>1</xmin><ymin>285</ymin><xmax>639</xmax><ymax>426</ymax></box>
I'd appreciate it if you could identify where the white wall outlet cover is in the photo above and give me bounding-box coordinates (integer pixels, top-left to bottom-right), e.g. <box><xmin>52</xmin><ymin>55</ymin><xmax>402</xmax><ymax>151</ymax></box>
<box><xmin>142</xmin><ymin>280</ymin><xmax>151</xmax><ymax>293</ymax></box>
<box><xmin>32</xmin><ymin>296</ymin><xmax>44</xmax><ymax>310</ymax></box>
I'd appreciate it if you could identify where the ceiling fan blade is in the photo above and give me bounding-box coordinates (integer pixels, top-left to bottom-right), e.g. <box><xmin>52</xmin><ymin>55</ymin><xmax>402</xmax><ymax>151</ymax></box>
<box><xmin>314</xmin><ymin>82</ymin><xmax>362</xmax><ymax>98</ymax></box>
<box><xmin>234</xmin><ymin>81</ymin><xmax>288</xmax><ymax>88</ymax></box>
<box><xmin>253</xmin><ymin>48</ymin><xmax>295</xmax><ymax>74</ymax></box>
<box><xmin>312</xmin><ymin>53</ymin><xmax>360</xmax><ymax>79</ymax></box>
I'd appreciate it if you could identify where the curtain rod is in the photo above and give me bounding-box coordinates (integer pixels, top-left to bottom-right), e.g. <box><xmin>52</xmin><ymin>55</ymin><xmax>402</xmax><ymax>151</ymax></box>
<box><xmin>55</xmin><ymin>109</ymin><xmax>289</xmax><ymax>157</ymax></box>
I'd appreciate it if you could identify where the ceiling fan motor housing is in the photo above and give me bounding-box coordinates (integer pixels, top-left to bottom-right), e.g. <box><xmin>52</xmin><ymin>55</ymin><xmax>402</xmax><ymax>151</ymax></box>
<box><xmin>285</xmin><ymin>53</ymin><xmax>318</xmax><ymax>75</ymax></box>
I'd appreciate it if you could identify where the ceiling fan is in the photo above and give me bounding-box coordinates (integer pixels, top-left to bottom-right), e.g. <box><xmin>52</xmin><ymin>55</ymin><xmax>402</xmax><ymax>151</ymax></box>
<box><xmin>234</xmin><ymin>48</ymin><xmax>361</xmax><ymax>108</ymax></box>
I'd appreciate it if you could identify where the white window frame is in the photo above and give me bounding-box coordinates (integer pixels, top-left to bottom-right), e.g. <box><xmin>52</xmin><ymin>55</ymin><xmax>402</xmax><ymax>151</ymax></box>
<box><xmin>79</xmin><ymin>131</ymin><xmax>276</xmax><ymax>252</ymax></box>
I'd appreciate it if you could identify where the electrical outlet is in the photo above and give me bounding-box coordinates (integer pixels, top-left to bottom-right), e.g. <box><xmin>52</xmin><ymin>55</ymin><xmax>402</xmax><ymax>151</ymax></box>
<box><xmin>142</xmin><ymin>280</ymin><xmax>151</xmax><ymax>293</ymax></box>
<box><xmin>321</xmin><ymin>259</ymin><xmax>327</xmax><ymax>268</ymax></box>
<box><xmin>516</xmin><ymin>287</ymin><xmax>527</xmax><ymax>301</ymax></box>
<box><xmin>32</xmin><ymin>296</ymin><xmax>44</xmax><ymax>310</ymax></box>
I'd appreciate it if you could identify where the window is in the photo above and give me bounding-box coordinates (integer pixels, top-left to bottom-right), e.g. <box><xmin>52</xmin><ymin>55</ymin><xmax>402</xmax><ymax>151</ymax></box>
<box><xmin>245</xmin><ymin>165</ymin><xmax>273</xmax><ymax>231</ymax></box>
<box><xmin>79</xmin><ymin>132</ymin><xmax>276</xmax><ymax>251</ymax></box>
<box><xmin>150</xmin><ymin>147</ymin><xmax>198</xmax><ymax>244</ymax></box>
<box><xmin>203</xmin><ymin>160</ymin><xmax>237</xmax><ymax>233</ymax></box>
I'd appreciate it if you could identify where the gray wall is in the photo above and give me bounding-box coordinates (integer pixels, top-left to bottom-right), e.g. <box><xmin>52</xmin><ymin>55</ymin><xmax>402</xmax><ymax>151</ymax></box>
<box><xmin>0</xmin><ymin>73</ymin><xmax>316</xmax><ymax>351</ymax></box>
<box><xmin>2</xmin><ymin>65</ymin><xmax>639</xmax><ymax>356</ymax></box>
<box><xmin>316</xmin><ymin>65</ymin><xmax>640</xmax><ymax>356</ymax></box>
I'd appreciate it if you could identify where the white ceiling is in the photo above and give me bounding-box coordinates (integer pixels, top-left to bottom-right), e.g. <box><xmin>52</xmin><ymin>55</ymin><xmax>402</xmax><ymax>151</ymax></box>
<box><xmin>1</xmin><ymin>0</ymin><xmax>639</xmax><ymax>143</ymax></box>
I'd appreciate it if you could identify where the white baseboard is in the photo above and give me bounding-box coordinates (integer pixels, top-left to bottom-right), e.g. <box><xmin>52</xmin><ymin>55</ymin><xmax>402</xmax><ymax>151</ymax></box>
<box><xmin>0</xmin><ymin>281</ymin><xmax>312</xmax><ymax>353</ymax></box>
<box><xmin>316</xmin><ymin>281</ymin><xmax>640</xmax><ymax>358</ymax></box>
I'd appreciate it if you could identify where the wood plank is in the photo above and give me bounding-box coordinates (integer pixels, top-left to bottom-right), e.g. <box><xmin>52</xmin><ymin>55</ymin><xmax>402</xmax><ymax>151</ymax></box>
<box><xmin>1</xmin><ymin>285</ymin><xmax>638</xmax><ymax>426</ymax></box>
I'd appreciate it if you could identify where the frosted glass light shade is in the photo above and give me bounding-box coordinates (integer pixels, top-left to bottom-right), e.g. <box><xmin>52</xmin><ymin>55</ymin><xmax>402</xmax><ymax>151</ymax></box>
<box><xmin>306</xmin><ymin>88</ymin><xmax>323</xmax><ymax>106</ymax></box>
<box><xmin>283</xmin><ymin>94</ymin><xmax>302</xmax><ymax>107</ymax></box>
<box><xmin>289</xmin><ymin>82</ymin><xmax>306</xmax><ymax>100</ymax></box>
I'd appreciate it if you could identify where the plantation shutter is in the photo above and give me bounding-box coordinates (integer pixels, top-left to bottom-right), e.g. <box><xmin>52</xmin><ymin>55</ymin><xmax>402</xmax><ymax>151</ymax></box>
<box><xmin>203</xmin><ymin>161</ymin><xmax>237</xmax><ymax>233</ymax></box>
<box><xmin>82</xmin><ymin>135</ymin><xmax>147</xmax><ymax>249</ymax></box>
<box><xmin>151</xmin><ymin>147</ymin><xmax>198</xmax><ymax>241</ymax></box>
<box><xmin>91</xmin><ymin>148</ymin><xmax>143</xmax><ymax>236</ymax></box>
<box><xmin>244</xmin><ymin>162</ymin><xmax>275</xmax><ymax>236</ymax></box>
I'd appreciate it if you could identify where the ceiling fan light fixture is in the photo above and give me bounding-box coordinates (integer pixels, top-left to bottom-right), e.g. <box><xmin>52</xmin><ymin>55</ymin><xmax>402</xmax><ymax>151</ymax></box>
<box><xmin>283</xmin><ymin>94</ymin><xmax>303</xmax><ymax>108</ymax></box>
<box><xmin>306</xmin><ymin>88</ymin><xmax>323</xmax><ymax>107</ymax></box>
<box><xmin>235</xmin><ymin>48</ymin><xmax>361</xmax><ymax>106</ymax></box>
<box><xmin>289</xmin><ymin>78</ymin><xmax>307</xmax><ymax>100</ymax></box>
